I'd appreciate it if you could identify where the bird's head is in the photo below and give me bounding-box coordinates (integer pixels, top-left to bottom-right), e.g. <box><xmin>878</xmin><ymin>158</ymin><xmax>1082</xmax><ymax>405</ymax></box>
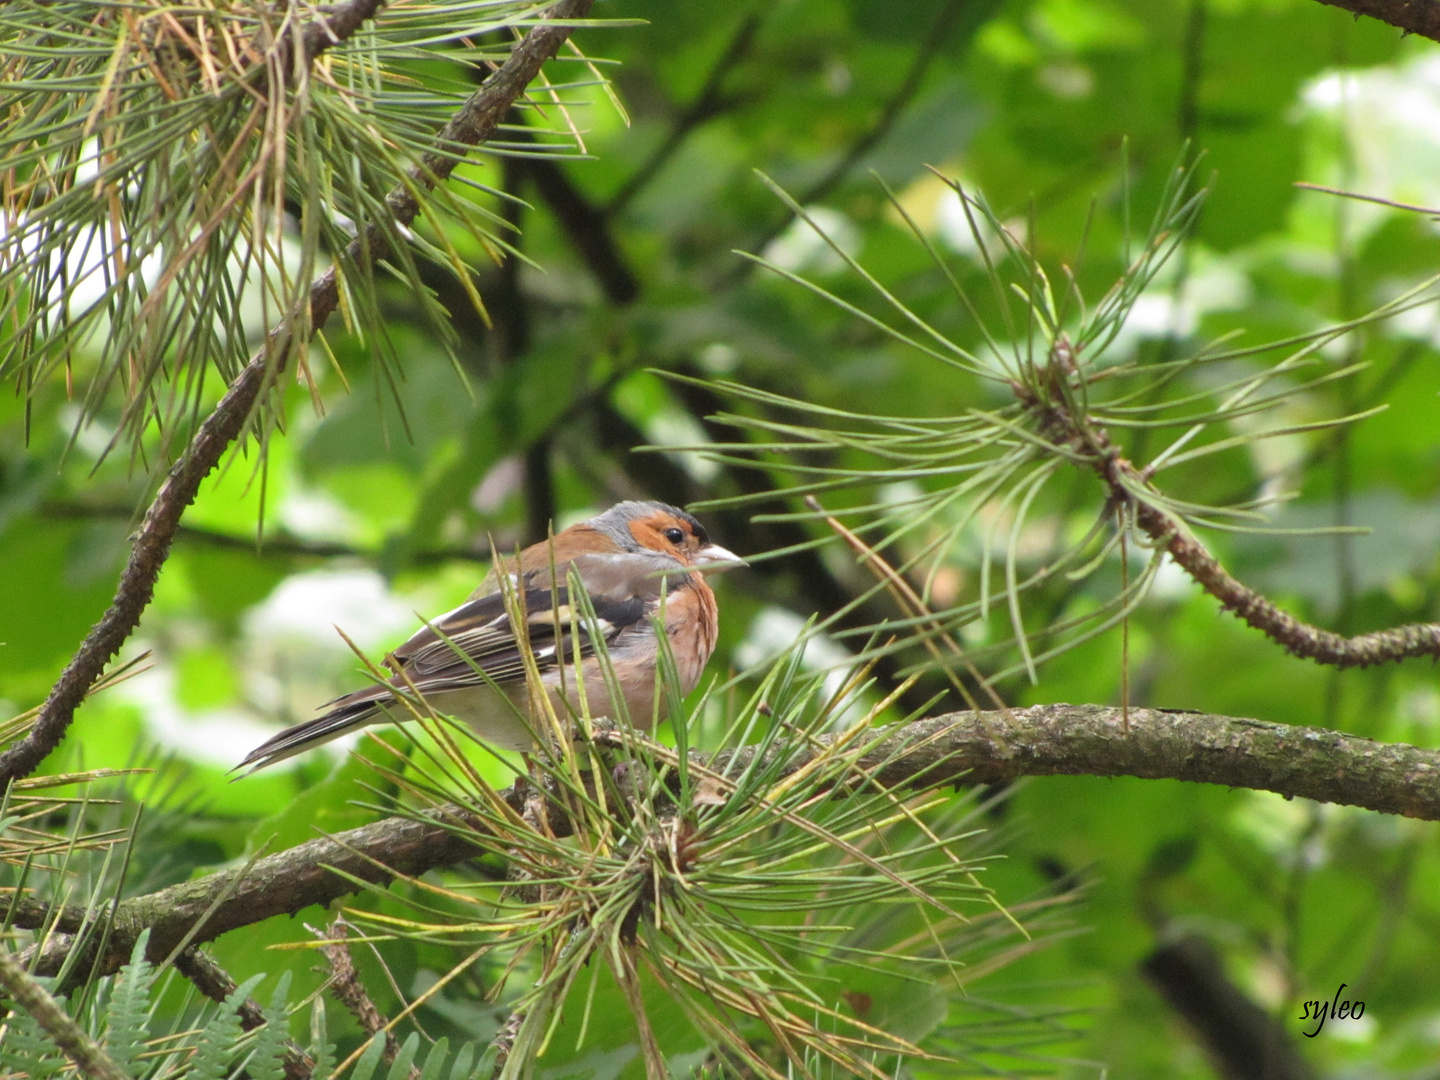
<box><xmin>592</xmin><ymin>501</ymin><xmax>745</xmax><ymax>572</ymax></box>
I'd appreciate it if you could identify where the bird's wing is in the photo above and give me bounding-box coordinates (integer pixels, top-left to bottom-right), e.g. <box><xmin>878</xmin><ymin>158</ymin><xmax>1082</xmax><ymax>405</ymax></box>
<box><xmin>389</xmin><ymin>581</ymin><xmax>648</xmax><ymax>694</ymax></box>
<box><xmin>387</xmin><ymin>551</ymin><xmax>686</xmax><ymax>684</ymax></box>
<box><xmin>236</xmin><ymin>553</ymin><xmax>682</xmax><ymax>773</ymax></box>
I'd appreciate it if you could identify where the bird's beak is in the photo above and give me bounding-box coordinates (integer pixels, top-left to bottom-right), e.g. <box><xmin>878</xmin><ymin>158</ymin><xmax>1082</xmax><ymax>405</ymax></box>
<box><xmin>694</xmin><ymin>543</ymin><xmax>747</xmax><ymax>572</ymax></box>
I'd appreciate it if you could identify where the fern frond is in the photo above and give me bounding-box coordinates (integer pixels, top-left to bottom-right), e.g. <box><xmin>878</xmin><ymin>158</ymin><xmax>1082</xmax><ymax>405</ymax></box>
<box><xmin>0</xmin><ymin>997</ymin><xmax>66</xmax><ymax>1080</ymax></box>
<box><xmin>245</xmin><ymin>970</ymin><xmax>293</xmax><ymax>1080</ymax></box>
<box><xmin>186</xmin><ymin>972</ymin><xmax>266</xmax><ymax>1080</ymax></box>
<box><xmin>102</xmin><ymin>928</ymin><xmax>154</xmax><ymax>1075</ymax></box>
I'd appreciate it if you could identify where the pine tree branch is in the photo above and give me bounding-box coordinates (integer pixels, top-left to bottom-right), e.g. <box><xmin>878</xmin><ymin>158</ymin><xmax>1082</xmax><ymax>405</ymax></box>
<box><xmin>15</xmin><ymin>705</ymin><xmax>1440</xmax><ymax>987</ymax></box>
<box><xmin>0</xmin><ymin>0</ymin><xmax>595</xmax><ymax>788</ymax></box>
<box><xmin>17</xmin><ymin>801</ymin><xmax>498</xmax><ymax>985</ymax></box>
<box><xmin>1020</xmin><ymin>341</ymin><xmax>1440</xmax><ymax>668</ymax></box>
<box><xmin>1309</xmin><ymin>0</ymin><xmax>1440</xmax><ymax>42</ymax></box>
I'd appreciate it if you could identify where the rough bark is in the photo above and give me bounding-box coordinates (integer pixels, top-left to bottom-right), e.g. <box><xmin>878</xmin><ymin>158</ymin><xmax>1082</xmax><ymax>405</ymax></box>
<box><xmin>15</xmin><ymin>705</ymin><xmax>1440</xmax><ymax>984</ymax></box>
<box><xmin>1311</xmin><ymin>0</ymin><xmax>1440</xmax><ymax>42</ymax></box>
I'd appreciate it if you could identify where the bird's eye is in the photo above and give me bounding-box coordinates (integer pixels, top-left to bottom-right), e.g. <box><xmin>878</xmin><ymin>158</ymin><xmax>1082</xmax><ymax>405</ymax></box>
<box><xmin>663</xmin><ymin>526</ymin><xmax>686</xmax><ymax>545</ymax></box>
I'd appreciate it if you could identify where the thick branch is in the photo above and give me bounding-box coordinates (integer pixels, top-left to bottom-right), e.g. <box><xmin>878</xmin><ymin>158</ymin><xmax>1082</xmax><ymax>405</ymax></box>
<box><xmin>17</xmin><ymin>706</ymin><xmax>1440</xmax><ymax>984</ymax></box>
<box><xmin>0</xmin><ymin>0</ymin><xmax>595</xmax><ymax>787</ymax></box>
<box><xmin>717</xmin><ymin>704</ymin><xmax>1440</xmax><ymax>818</ymax></box>
<box><xmin>21</xmin><ymin>802</ymin><xmax>498</xmax><ymax>982</ymax></box>
<box><xmin>604</xmin><ymin>11</ymin><xmax>763</xmax><ymax>217</ymax></box>
<box><xmin>1309</xmin><ymin>0</ymin><xmax>1440</xmax><ymax>42</ymax></box>
<box><xmin>525</xmin><ymin>154</ymin><xmax>640</xmax><ymax>305</ymax></box>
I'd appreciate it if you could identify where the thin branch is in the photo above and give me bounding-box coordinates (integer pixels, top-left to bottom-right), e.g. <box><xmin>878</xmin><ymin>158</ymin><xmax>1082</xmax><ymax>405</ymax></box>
<box><xmin>1020</xmin><ymin>346</ymin><xmax>1440</xmax><ymax>667</ymax></box>
<box><xmin>17</xmin><ymin>705</ymin><xmax>1440</xmax><ymax>986</ymax></box>
<box><xmin>604</xmin><ymin>11</ymin><xmax>764</xmax><ymax>217</ymax></box>
<box><xmin>497</xmin><ymin>109</ymin><xmax>638</xmax><ymax>307</ymax></box>
<box><xmin>1308</xmin><ymin>0</ymin><xmax>1440</xmax><ymax>43</ymax></box>
<box><xmin>487</xmin><ymin>1010</ymin><xmax>525</xmax><ymax>1080</ymax></box>
<box><xmin>726</xmin><ymin>0</ymin><xmax>988</xmax><ymax>285</ymax></box>
<box><xmin>526</xmin><ymin>154</ymin><xmax>641</xmax><ymax>305</ymax></box>
<box><xmin>173</xmin><ymin>947</ymin><xmax>314</xmax><ymax>1080</ymax></box>
<box><xmin>0</xmin><ymin>0</ymin><xmax>596</xmax><ymax>788</ymax></box>
<box><xmin>1142</xmin><ymin>498</ymin><xmax>1440</xmax><ymax>666</ymax></box>
<box><xmin>301</xmin><ymin>0</ymin><xmax>389</xmax><ymax>64</ymax></box>
<box><xmin>1143</xmin><ymin>934</ymin><xmax>1316</xmax><ymax>1080</ymax></box>
<box><xmin>0</xmin><ymin>947</ymin><xmax>129</xmax><ymax>1080</ymax></box>
<box><xmin>320</xmin><ymin>918</ymin><xmax>420</xmax><ymax>1080</ymax></box>
<box><xmin>665</xmin><ymin>376</ymin><xmax>953</xmax><ymax>716</ymax></box>
<box><xmin>40</xmin><ymin>501</ymin><xmax>492</xmax><ymax>564</ymax></box>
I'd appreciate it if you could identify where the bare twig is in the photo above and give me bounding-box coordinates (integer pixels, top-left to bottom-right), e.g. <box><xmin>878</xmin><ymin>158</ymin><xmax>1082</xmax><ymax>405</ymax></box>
<box><xmin>664</xmin><ymin>377</ymin><xmax>950</xmax><ymax>716</ymax></box>
<box><xmin>0</xmin><ymin>947</ymin><xmax>129</xmax><ymax>1080</ymax></box>
<box><xmin>0</xmin><ymin>0</ymin><xmax>596</xmax><ymax>788</ymax></box>
<box><xmin>1308</xmin><ymin>0</ymin><xmax>1440</xmax><ymax>43</ymax></box>
<box><xmin>488</xmin><ymin>1009</ymin><xmax>525</xmax><ymax>1079</ymax></box>
<box><xmin>1294</xmin><ymin>182</ymin><xmax>1440</xmax><ymax>218</ymax></box>
<box><xmin>804</xmin><ymin>493</ymin><xmax>1009</xmax><ymax>717</ymax></box>
<box><xmin>173</xmin><ymin>947</ymin><xmax>314</xmax><ymax>1080</ymax></box>
<box><xmin>604</xmin><ymin>11</ymin><xmax>764</xmax><ymax>217</ymax></box>
<box><xmin>16</xmin><ymin>705</ymin><xmax>1440</xmax><ymax>987</ymax></box>
<box><xmin>320</xmin><ymin>918</ymin><xmax>420</xmax><ymax>1079</ymax></box>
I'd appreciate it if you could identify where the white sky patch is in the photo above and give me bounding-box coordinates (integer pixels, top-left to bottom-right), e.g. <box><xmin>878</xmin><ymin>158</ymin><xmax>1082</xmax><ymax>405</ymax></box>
<box><xmin>120</xmin><ymin>663</ymin><xmax>315</xmax><ymax>769</ymax></box>
<box><xmin>56</xmin><ymin>404</ymin><xmax>118</xmax><ymax>461</ymax></box>
<box><xmin>1096</xmin><ymin>250</ymin><xmax>1253</xmax><ymax>365</ymax></box>
<box><xmin>1389</xmin><ymin>299</ymin><xmax>1440</xmax><ymax>350</ymax></box>
<box><xmin>1231</xmin><ymin>789</ymin><xmax>1330</xmax><ymax>870</ymax></box>
<box><xmin>762</xmin><ymin>206</ymin><xmax>862</xmax><ymax>276</ymax></box>
<box><xmin>1302</xmin><ymin>55</ymin><xmax>1440</xmax><ymax>235</ymax></box>
<box><xmin>1326</xmin><ymin>1011</ymin><xmax>1378</xmax><ymax>1044</ymax></box>
<box><xmin>644</xmin><ymin>404</ymin><xmax>719</xmax><ymax>483</ymax></box>
<box><xmin>473</xmin><ymin>455</ymin><xmax>524</xmax><ymax>514</ymax></box>
<box><xmin>936</xmin><ymin>191</ymin><xmax>1020</xmax><ymax>259</ymax></box>
<box><xmin>278</xmin><ymin>488</ymin><xmax>361</xmax><ymax>544</ymax></box>
<box><xmin>735</xmin><ymin>607</ymin><xmax>869</xmax><ymax>730</ymax></box>
<box><xmin>243</xmin><ymin>568</ymin><xmax>419</xmax><ymax>651</ymax></box>
<box><xmin>1147</xmin><ymin>554</ymin><xmax>1197</xmax><ymax>603</ymax></box>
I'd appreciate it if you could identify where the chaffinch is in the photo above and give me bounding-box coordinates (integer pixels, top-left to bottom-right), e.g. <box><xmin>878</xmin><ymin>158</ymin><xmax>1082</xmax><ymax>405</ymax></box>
<box><xmin>238</xmin><ymin>501</ymin><xmax>743</xmax><ymax>772</ymax></box>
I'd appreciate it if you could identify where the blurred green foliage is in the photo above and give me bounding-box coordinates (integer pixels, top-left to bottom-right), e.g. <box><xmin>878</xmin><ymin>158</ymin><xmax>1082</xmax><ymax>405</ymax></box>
<box><xmin>5</xmin><ymin>0</ymin><xmax>1440</xmax><ymax>1076</ymax></box>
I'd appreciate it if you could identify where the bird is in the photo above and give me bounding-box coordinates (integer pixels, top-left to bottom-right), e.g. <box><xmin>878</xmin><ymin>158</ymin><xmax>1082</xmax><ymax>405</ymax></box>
<box><xmin>237</xmin><ymin>501</ymin><xmax>744</xmax><ymax>772</ymax></box>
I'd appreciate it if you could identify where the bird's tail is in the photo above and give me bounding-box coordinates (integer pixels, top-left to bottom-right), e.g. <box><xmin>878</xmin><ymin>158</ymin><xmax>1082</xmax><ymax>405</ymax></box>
<box><xmin>235</xmin><ymin>691</ymin><xmax>392</xmax><ymax>774</ymax></box>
